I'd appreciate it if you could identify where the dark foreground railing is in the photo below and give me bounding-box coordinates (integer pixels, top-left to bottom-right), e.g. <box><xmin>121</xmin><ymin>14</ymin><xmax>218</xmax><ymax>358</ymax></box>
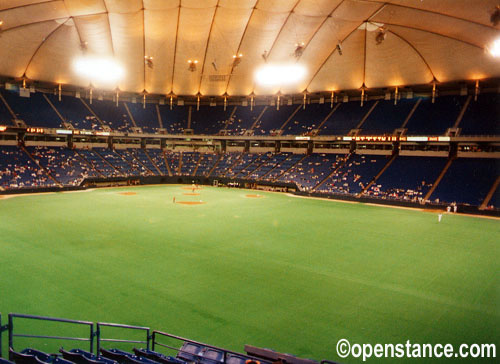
<box><xmin>7</xmin><ymin>313</ymin><xmax>94</xmax><ymax>354</ymax></box>
<box><xmin>0</xmin><ymin>313</ymin><xmax>324</xmax><ymax>364</ymax></box>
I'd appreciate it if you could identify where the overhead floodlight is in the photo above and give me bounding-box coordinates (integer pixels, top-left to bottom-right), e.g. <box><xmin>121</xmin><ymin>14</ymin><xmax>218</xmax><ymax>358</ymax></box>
<box><xmin>262</xmin><ymin>50</ymin><xmax>268</xmax><ymax>62</ymax></box>
<box><xmin>336</xmin><ymin>41</ymin><xmax>343</xmax><ymax>55</ymax></box>
<box><xmin>294</xmin><ymin>42</ymin><xmax>305</xmax><ymax>58</ymax></box>
<box><xmin>144</xmin><ymin>55</ymin><xmax>154</xmax><ymax>69</ymax></box>
<box><xmin>80</xmin><ymin>41</ymin><xmax>88</xmax><ymax>52</ymax></box>
<box><xmin>254</xmin><ymin>63</ymin><xmax>307</xmax><ymax>87</ymax></box>
<box><xmin>487</xmin><ymin>37</ymin><xmax>500</xmax><ymax>57</ymax></box>
<box><xmin>73</xmin><ymin>56</ymin><xmax>125</xmax><ymax>83</ymax></box>
<box><xmin>491</xmin><ymin>5</ymin><xmax>500</xmax><ymax>26</ymax></box>
<box><xmin>232</xmin><ymin>53</ymin><xmax>243</xmax><ymax>68</ymax></box>
<box><xmin>188</xmin><ymin>59</ymin><xmax>198</xmax><ymax>72</ymax></box>
<box><xmin>375</xmin><ymin>28</ymin><xmax>386</xmax><ymax>45</ymax></box>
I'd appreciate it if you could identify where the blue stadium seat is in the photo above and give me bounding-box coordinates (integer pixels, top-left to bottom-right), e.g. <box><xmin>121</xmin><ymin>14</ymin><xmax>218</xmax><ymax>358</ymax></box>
<box><xmin>60</xmin><ymin>349</ymin><xmax>117</xmax><ymax>364</ymax></box>
<box><xmin>132</xmin><ymin>349</ymin><xmax>185</xmax><ymax>364</ymax></box>
<box><xmin>176</xmin><ymin>343</ymin><xmax>204</xmax><ymax>362</ymax></box>
<box><xmin>100</xmin><ymin>349</ymin><xmax>159</xmax><ymax>364</ymax></box>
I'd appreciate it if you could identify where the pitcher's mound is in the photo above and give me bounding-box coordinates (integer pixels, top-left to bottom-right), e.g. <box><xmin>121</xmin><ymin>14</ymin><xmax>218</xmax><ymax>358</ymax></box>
<box><xmin>182</xmin><ymin>187</ymin><xmax>202</xmax><ymax>190</ymax></box>
<box><xmin>183</xmin><ymin>193</ymin><xmax>200</xmax><ymax>196</ymax></box>
<box><xmin>246</xmin><ymin>194</ymin><xmax>263</xmax><ymax>198</ymax></box>
<box><xmin>119</xmin><ymin>192</ymin><xmax>137</xmax><ymax>196</ymax></box>
<box><xmin>176</xmin><ymin>201</ymin><xmax>206</xmax><ymax>205</ymax></box>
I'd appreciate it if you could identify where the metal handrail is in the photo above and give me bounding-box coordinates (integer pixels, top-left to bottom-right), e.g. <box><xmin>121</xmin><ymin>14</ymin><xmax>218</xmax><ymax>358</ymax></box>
<box><xmin>96</xmin><ymin>322</ymin><xmax>150</xmax><ymax>354</ymax></box>
<box><xmin>152</xmin><ymin>330</ymin><xmax>270</xmax><ymax>364</ymax></box>
<box><xmin>8</xmin><ymin>313</ymin><xmax>94</xmax><ymax>354</ymax></box>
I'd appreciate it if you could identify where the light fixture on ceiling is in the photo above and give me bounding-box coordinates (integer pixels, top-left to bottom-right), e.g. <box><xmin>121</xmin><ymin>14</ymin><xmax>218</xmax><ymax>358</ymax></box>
<box><xmin>211</xmin><ymin>60</ymin><xmax>218</xmax><ymax>71</ymax></box>
<box><xmin>79</xmin><ymin>41</ymin><xmax>88</xmax><ymax>52</ymax></box>
<box><xmin>254</xmin><ymin>63</ymin><xmax>307</xmax><ymax>87</ymax></box>
<box><xmin>187</xmin><ymin>59</ymin><xmax>198</xmax><ymax>72</ymax></box>
<box><xmin>261</xmin><ymin>50</ymin><xmax>268</xmax><ymax>62</ymax></box>
<box><xmin>490</xmin><ymin>5</ymin><xmax>500</xmax><ymax>26</ymax></box>
<box><xmin>294</xmin><ymin>42</ymin><xmax>305</xmax><ymax>58</ymax></box>
<box><xmin>487</xmin><ymin>37</ymin><xmax>500</xmax><ymax>57</ymax></box>
<box><xmin>336</xmin><ymin>41</ymin><xmax>343</xmax><ymax>56</ymax></box>
<box><xmin>73</xmin><ymin>56</ymin><xmax>125</xmax><ymax>83</ymax></box>
<box><xmin>375</xmin><ymin>27</ymin><xmax>386</xmax><ymax>45</ymax></box>
<box><xmin>144</xmin><ymin>56</ymin><xmax>154</xmax><ymax>69</ymax></box>
<box><xmin>232</xmin><ymin>53</ymin><xmax>243</xmax><ymax>67</ymax></box>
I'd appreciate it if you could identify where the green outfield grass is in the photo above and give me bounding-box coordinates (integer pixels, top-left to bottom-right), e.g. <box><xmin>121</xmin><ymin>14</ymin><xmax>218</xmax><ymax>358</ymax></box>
<box><xmin>0</xmin><ymin>185</ymin><xmax>498</xmax><ymax>363</ymax></box>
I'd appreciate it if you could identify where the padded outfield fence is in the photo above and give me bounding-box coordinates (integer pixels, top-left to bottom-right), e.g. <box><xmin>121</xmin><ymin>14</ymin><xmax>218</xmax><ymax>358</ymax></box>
<box><xmin>0</xmin><ymin>314</ymin><xmax>322</xmax><ymax>364</ymax></box>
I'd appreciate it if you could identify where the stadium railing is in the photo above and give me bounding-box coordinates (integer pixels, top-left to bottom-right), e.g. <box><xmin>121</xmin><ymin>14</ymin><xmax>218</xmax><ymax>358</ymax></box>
<box><xmin>151</xmin><ymin>330</ymin><xmax>270</xmax><ymax>364</ymax></box>
<box><xmin>6</xmin><ymin>313</ymin><xmax>95</xmax><ymax>356</ymax></box>
<box><xmin>96</xmin><ymin>321</ymin><xmax>151</xmax><ymax>354</ymax></box>
<box><xmin>0</xmin><ymin>313</ymin><xmax>278</xmax><ymax>364</ymax></box>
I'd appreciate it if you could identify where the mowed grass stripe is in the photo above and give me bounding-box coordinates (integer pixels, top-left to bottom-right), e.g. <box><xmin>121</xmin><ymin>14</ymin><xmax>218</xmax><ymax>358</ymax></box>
<box><xmin>0</xmin><ymin>186</ymin><xmax>498</xmax><ymax>363</ymax></box>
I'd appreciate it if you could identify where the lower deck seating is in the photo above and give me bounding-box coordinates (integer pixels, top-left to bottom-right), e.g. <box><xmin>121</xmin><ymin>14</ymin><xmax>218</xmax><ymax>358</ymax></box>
<box><xmin>315</xmin><ymin>154</ymin><xmax>388</xmax><ymax>195</ymax></box>
<box><xmin>164</xmin><ymin>151</ymin><xmax>181</xmax><ymax>175</ymax></box>
<box><xmin>28</xmin><ymin>146</ymin><xmax>98</xmax><ymax>186</ymax></box>
<box><xmin>431</xmin><ymin>158</ymin><xmax>498</xmax><ymax>206</ymax></box>
<box><xmin>262</xmin><ymin>153</ymin><xmax>304</xmax><ymax>182</ymax></box>
<box><xmin>277</xmin><ymin>153</ymin><xmax>340</xmax><ymax>191</ymax></box>
<box><xmin>195</xmin><ymin>153</ymin><xmax>219</xmax><ymax>176</ymax></box>
<box><xmin>76</xmin><ymin>149</ymin><xmax>119</xmax><ymax>178</ymax></box>
<box><xmin>180</xmin><ymin>152</ymin><xmax>200</xmax><ymax>176</ymax></box>
<box><xmin>0</xmin><ymin>146</ymin><xmax>54</xmax><ymax>189</ymax></box>
<box><xmin>0</xmin><ymin>145</ymin><xmax>498</xmax><ymax>208</ymax></box>
<box><xmin>365</xmin><ymin>156</ymin><xmax>447</xmax><ymax>201</ymax></box>
<box><xmin>115</xmin><ymin>149</ymin><xmax>152</xmax><ymax>176</ymax></box>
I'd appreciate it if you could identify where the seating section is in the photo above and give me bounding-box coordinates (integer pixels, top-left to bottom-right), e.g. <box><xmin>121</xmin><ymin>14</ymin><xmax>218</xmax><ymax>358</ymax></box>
<box><xmin>10</xmin><ymin>348</ymin><xmax>73</xmax><ymax>364</ymax></box>
<box><xmin>0</xmin><ymin>90</ymin><xmax>497</xmax><ymax>138</ymax></box>
<box><xmin>359</xmin><ymin>99</ymin><xmax>416</xmax><ymax>135</ymax></box>
<box><xmin>127</xmin><ymin>103</ymin><xmax>159</xmax><ymax>133</ymax></box>
<box><xmin>0</xmin><ymin>92</ymin><xmax>15</xmax><ymax>126</ymax></box>
<box><xmin>405</xmin><ymin>96</ymin><xmax>466</xmax><ymax>135</ymax></box>
<box><xmin>145</xmin><ymin>149</ymin><xmax>169</xmax><ymax>175</ymax></box>
<box><xmin>195</xmin><ymin>153</ymin><xmax>220</xmax><ymax>177</ymax></box>
<box><xmin>0</xmin><ymin>146</ymin><xmax>54</xmax><ymax>189</ymax></box>
<box><xmin>89</xmin><ymin>100</ymin><xmax>131</xmax><ymax>133</ymax></box>
<box><xmin>487</xmin><ymin>184</ymin><xmax>499</xmax><ymax>209</ymax></box>
<box><xmin>282</xmin><ymin>103</ymin><xmax>333</xmax><ymax>136</ymax></box>
<box><xmin>277</xmin><ymin>153</ymin><xmax>341</xmax><ymax>191</ymax></box>
<box><xmin>60</xmin><ymin>348</ymin><xmax>117</xmax><ymax>364</ymax></box>
<box><xmin>77</xmin><ymin>149</ymin><xmax>120</xmax><ymax>178</ymax></box>
<box><xmin>253</xmin><ymin>105</ymin><xmax>296</xmax><ymax>135</ymax></box>
<box><xmin>262</xmin><ymin>154</ymin><xmax>304</xmax><ymax>182</ymax></box>
<box><xmin>28</xmin><ymin>146</ymin><xmax>98</xmax><ymax>185</ymax></box>
<box><xmin>319</xmin><ymin>100</ymin><xmax>376</xmax><ymax>135</ymax></box>
<box><xmin>364</xmin><ymin>156</ymin><xmax>447</xmax><ymax>201</ymax></box>
<box><xmin>211</xmin><ymin>153</ymin><xmax>242</xmax><ymax>177</ymax></box>
<box><xmin>225</xmin><ymin>106</ymin><xmax>265</xmax><ymax>135</ymax></box>
<box><xmin>430</xmin><ymin>158</ymin><xmax>498</xmax><ymax>206</ymax></box>
<box><xmin>0</xmin><ymin>90</ymin><xmax>62</xmax><ymax>129</ymax></box>
<box><xmin>0</xmin><ymin>144</ymin><xmax>498</xmax><ymax>208</ymax></box>
<box><xmin>135</xmin><ymin>149</ymin><xmax>161</xmax><ymax>175</ymax></box>
<box><xmin>46</xmin><ymin>94</ymin><xmax>99</xmax><ymax>130</ymax></box>
<box><xmin>164</xmin><ymin>151</ymin><xmax>181</xmax><ymax>175</ymax></box>
<box><xmin>191</xmin><ymin>106</ymin><xmax>231</xmax><ymax>135</ymax></box>
<box><xmin>223</xmin><ymin>153</ymin><xmax>264</xmax><ymax>178</ymax></box>
<box><xmin>315</xmin><ymin>154</ymin><xmax>388</xmax><ymax>195</ymax></box>
<box><xmin>248</xmin><ymin>152</ymin><xmax>290</xmax><ymax>180</ymax></box>
<box><xmin>180</xmin><ymin>152</ymin><xmax>200</xmax><ymax>176</ymax></box>
<box><xmin>115</xmin><ymin>149</ymin><xmax>152</xmax><ymax>176</ymax></box>
<box><xmin>458</xmin><ymin>93</ymin><xmax>500</xmax><ymax>135</ymax></box>
<box><xmin>158</xmin><ymin>106</ymin><xmax>187</xmax><ymax>134</ymax></box>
